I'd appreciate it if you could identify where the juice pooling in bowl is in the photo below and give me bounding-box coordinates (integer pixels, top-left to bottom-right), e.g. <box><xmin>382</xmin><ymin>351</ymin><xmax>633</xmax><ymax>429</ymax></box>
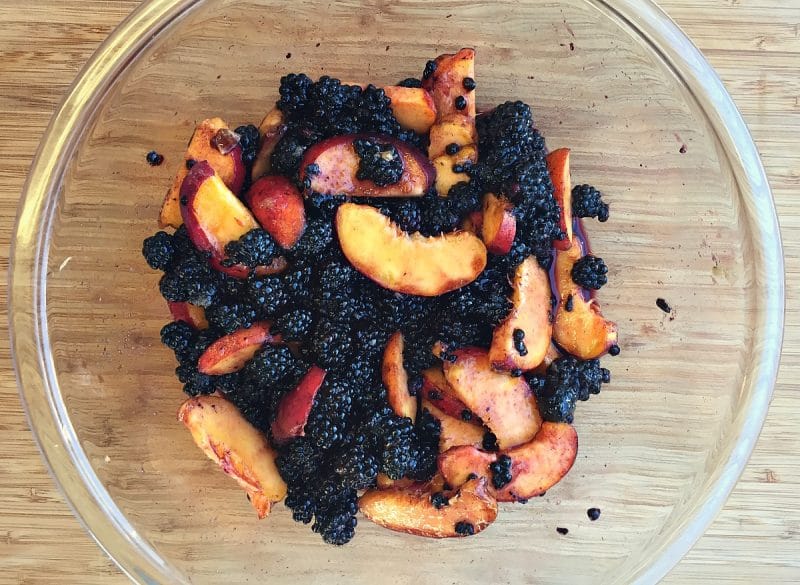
<box><xmin>10</xmin><ymin>1</ymin><xmax>782</xmax><ymax>584</ymax></box>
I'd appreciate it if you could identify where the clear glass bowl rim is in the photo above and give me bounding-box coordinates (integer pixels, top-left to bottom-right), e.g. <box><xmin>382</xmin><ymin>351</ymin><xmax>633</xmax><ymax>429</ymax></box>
<box><xmin>8</xmin><ymin>0</ymin><xmax>784</xmax><ymax>583</ymax></box>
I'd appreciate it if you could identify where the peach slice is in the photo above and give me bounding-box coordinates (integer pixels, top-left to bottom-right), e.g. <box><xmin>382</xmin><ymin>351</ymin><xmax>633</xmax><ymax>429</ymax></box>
<box><xmin>168</xmin><ymin>301</ymin><xmax>209</xmax><ymax>330</ymax></box>
<box><xmin>245</xmin><ymin>175</ymin><xmax>306</xmax><ymax>249</ymax></box>
<box><xmin>553</xmin><ymin>238</ymin><xmax>618</xmax><ymax>359</ymax></box>
<box><xmin>178</xmin><ymin>394</ymin><xmax>287</xmax><ymax>518</ymax></box>
<box><xmin>442</xmin><ymin>347</ymin><xmax>541</xmax><ymax>449</ymax></box>
<box><xmin>481</xmin><ymin>193</ymin><xmax>516</xmax><ymax>255</ymax></box>
<box><xmin>159</xmin><ymin>118</ymin><xmax>246</xmax><ymax>228</ymax></box>
<box><xmin>299</xmin><ymin>133</ymin><xmax>434</xmax><ymax>197</ymax></box>
<box><xmin>180</xmin><ymin>161</ymin><xmax>259</xmax><ymax>263</ymax></box>
<box><xmin>359</xmin><ymin>477</ymin><xmax>498</xmax><ymax>538</ymax></box>
<box><xmin>423</xmin><ymin>48</ymin><xmax>477</xmax><ymax>121</ymax></box>
<box><xmin>438</xmin><ymin>422</ymin><xmax>578</xmax><ymax>502</ymax></box>
<box><xmin>422</xmin><ymin>400</ymin><xmax>485</xmax><ymax>452</ymax></box>
<box><xmin>336</xmin><ymin>202</ymin><xmax>487</xmax><ymax>296</ymax></box>
<box><xmin>383</xmin><ymin>86</ymin><xmax>437</xmax><ymax>134</ymax></box>
<box><xmin>421</xmin><ymin>367</ymin><xmax>478</xmax><ymax>424</ymax></box>
<box><xmin>251</xmin><ymin>107</ymin><xmax>288</xmax><ymax>181</ymax></box>
<box><xmin>271</xmin><ymin>365</ymin><xmax>327</xmax><ymax>443</ymax></box>
<box><xmin>432</xmin><ymin>144</ymin><xmax>478</xmax><ymax>197</ymax></box>
<box><xmin>197</xmin><ymin>322</ymin><xmax>278</xmax><ymax>375</ymax></box>
<box><xmin>489</xmin><ymin>256</ymin><xmax>552</xmax><ymax>371</ymax></box>
<box><xmin>428</xmin><ymin>115</ymin><xmax>478</xmax><ymax>160</ymax></box>
<box><xmin>382</xmin><ymin>332</ymin><xmax>417</xmax><ymax>421</ymax></box>
<box><xmin>546</xmin><ymin>148</ymin><xmax>572</xmax><ymax>251</ymax></box>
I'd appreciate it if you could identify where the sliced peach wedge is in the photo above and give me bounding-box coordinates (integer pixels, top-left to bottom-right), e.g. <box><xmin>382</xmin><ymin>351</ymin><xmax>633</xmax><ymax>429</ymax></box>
<box><xmin>244</xmin><ymin>175</ymin><xmax>306</xmax><ymax>249</ymax></box>
<box><xmin>420</xmin><ymin>367</ymin><xmax>479</xmax><ymax>424</ymax></box>
<box><xmin>197</xmin><ymin>322</ymin><xmax>279</xmax><ymax>375</ymax></box>
<box><xmin>251</xmin><ymin>107</ymin><xmax>288</xmax><ymax>181</ymax></box>
<box><xmin>299</xmin><ymin>133</ymin><xmax>434</xmax><ymax>197</ymax></box>
<box><xmin>178</xmin><ymin>394</ymin><xmax>287</xmax><ymax>519</ymax></box>
<box><xmin>442</xmin><ymin>347</ymin><xmax>541</xmax><ymax>450</ymax></box>
<box><xmin>489</xmin><ymin>256</ymin><xmax>552</xmax><ymax>372</ymax></box>
<box><xmin>383</xmin><ymin>86</ymin><xmax>437</xmax><ymax>134</ymax></box>
<box><xmin>336</xmin><ymin>202</ymin><xmax>487</xmax><ymax>296</ymax></box>
<box><xmin>422</xmin><ymin>399</ymin><xmax>485</xmax><ymax>453</ymax></box>
<box><xmin>546</xmin><ymin>148</ymin><xmax>573</xmax><ymax>251</ymax></box>
<box><xmin>159</xmin><ymin>118</ymin><xmax>246</xmax><ymax>228</ymax></box>
<box><xmin>481</xmin><ymin>193</ymin><xmax>516</xmax><ymax>255</ymax></box>
<box><xmin>179</xmin><ymin>160</ymin><xmax>260</xmax><ymax>277</ymax></box>
<box><xmin>382</xmin><ymin>332</ymin><xmax>417</xmax><ymax>421</ymax></box>
<box><xmin>359</xmin><ymin>477</ymin><xmax>498</xmax><ymax>538</ymax></box>
<box><xmin>271</xmin><ymin>365</ymin><xmax>327</xmax><ymax>443</ymax></box>
<box><xmin>438</xmin><ymin>422</ymin><xmax>578</xmax><ymax>502</ymax></box>
<box><xmin>553</xmin><ymin>237</ymin><xmax>618</xmax><ymax>359</ymax></box>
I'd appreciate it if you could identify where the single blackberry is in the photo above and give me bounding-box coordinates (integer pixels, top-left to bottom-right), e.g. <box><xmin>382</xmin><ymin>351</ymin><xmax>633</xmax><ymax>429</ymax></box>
<box><xmin>223</xmin><ymin>229</ymin><xmax>279</xmax><ymax>268</ymax></box>
<box><xmin>572</xmin><ymin>184</ymin><xmax>610</xmax><ymax>222</ymax></box>
<box><xmin>379</xmin><ymin>415</ymin><xmax>417</xmax><ymax>479</ymax></box>
<box><xmin>159</xmin><ymin>254</ymin><xmax>219</xmax><ymax>308</ymax></box>
<box><xmin>489</xmin><ymin>454</ymin><xmax>513</xmax><ymax>489</ymax></box>
<box><xmin>276</xmin><ymin>73</ymin><xmax>313</xmax><ymax>116</ymax></box>
<box><xmin>284</xmin><ymin>484</ymin><xmax>316</xmax><ymax>524</ymax></box>
<box><xmin>312</xmin><ymin>484</ymin><xmax>358</xmax><ymax>545</ymax></box>
<box><xmin>320</xmin><ymin>260</ymin><xmax>356</xmax><ymax>292</ymax></box>
<box><xmin>276</xmin><ymin>437</ymin><xmax>323</xmax><ymax>485</ymax></box>
<box><xmin>271</xmin><ymin>128</ymin><xmax>319</xmax><ymax>179</ymax></box>
<box><xmin>397</xmin><ymin>77</ymin><xmax>423</xmax><ymax>88</ymax></box>
<box><xmin>316</xmin><ymin>287</ymin><xmax>371</xmax><ymax>324</ymax></box>
<box><xmin>535</xmin><ymin>356</ymin><xmax>609</xmax><ymax>423</ymax></box>
<box><xmin>571</xmin><ymin>255</ymin><xmax>608</xmax><ymax>290</ymax></box>
<box><xmin>310</xmin><ymin>320</ymin><xmax>354</xmax><ymax>369</ymax></box>
<box><xmin>142</xmin><ymin>231</ymin><xmax>175</xmax><ymax>271</ymax></box>
<box><xmin>353</xmin><ymin>138</ymin><xmax>404</xmax><ymax>186</ymax></box>
<box><xmin>205</xmin><ymin>303</ymin><xmax>259</xmax><ymax>334</ymax></box>
<box><xmin>333</xmin><ymin>445</ymin><xmax>379</xmax><ymax>489</ymax></box>
<box><xmin>454</xmin><ymin>521</ymin><xmax>475</xmax><ymax>536</ymax></box>
<box><xmin>159</xmin><ymin>321</ymin><xmax>196</xmax><ymax>356</ymax></box>
<box><xmin>292</xmin><ymin>218</ymin><xmax>334</xmax><ymax>262</ymax></box>
<box><xmin>234</xmin><ymin>124</ymin><xmax>261</xmax><ymax>166</ymax></box>
<box><xmin>446</xmin><ymin>181</ymin><xmax>481</xmax><ymax>216</ymax></box>
<box><xmin>275</xmin><ymin>308</ymin><xmax>314</xmax><ymax>341</ymax></box>
<box><xmin>418</xmin><ymin>192</ymin><xmax>459</xmax><ymax>236</ymax></box>
<box><xmin>176</xmin><ymin>362</ymin><xmax>216</xmax><ymax>396</ymax></box>
<box><xmin>305</xmin><ymin>380</ymin><xmax>353</xmax><ymax>450</ymax></box>
<box><xmin>242</xmin><ymin>344</ymin><xmax>304</xmax><ymax>388</ymax></box>
<box><xmin>246</xmin><ymin>276</ymin><xmax>288</xmax><ymax>316</ymax></box>
<box><xmin>280</xmin><ymin>262</ymin><xmax>313</xmax><ymax>304</ymax></box>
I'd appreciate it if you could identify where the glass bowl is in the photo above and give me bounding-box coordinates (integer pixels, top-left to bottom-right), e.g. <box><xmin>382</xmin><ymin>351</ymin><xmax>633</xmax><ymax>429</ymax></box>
<box><xmin>10</xmin><ymin>0</ymin><xmax>783</xmax><ymax>583</ymax></box>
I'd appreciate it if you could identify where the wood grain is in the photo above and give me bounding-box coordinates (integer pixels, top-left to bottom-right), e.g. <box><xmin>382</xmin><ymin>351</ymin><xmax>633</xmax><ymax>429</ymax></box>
<box><xmin>0</xmin><ymin>1</ymin><xmax>798</xmax><ymax>583</ymax></box>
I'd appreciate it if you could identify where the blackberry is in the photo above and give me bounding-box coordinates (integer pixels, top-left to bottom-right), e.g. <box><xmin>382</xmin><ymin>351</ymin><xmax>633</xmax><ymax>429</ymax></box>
<box><xmin>292</xmin><ymin>218</ymin><xmax>334</xmax><ymax>262</ymax></box>
<box><xmin>378</xmin><ymin>199</ymin><xmax>422</xmax><ymax>232</ymax></box>
<box><xmin>271</xmin><ymin>128</ymin><xmax>319</xmax><ymax>179</ymax></box>
<box><xmin>176</xmin><ymin>362</ymin><xmax>215</xmax><ymax>396</ymax></box>
<box><xmin>353</xmin><ymin>138</ymin><xmax>404</xmax><ymax>186</ymax></box>
<box><xmin>482</xmin><ymin>431</ymin><xmax>499</xmax><ymax>452</ymax></box>
<box><xmin>242</xmin><ymin>344</ymin><xmax>304</xmax><ymax>388</ymax></box>
<box><xmin>535</xmin><ymin>356</ymin><xmax>609</xmax><ymax>423</ymax></box>
<box><xmin>320</xmin><ymin>260</ymin><xmax>356</xmax><ymax>292</ymax></box>
<box><xmin>234</xmin><ymin>124</ymin><xmax>261</xmax><ymax>166</ymax></box>
<box><xmin>419</xmin><ymin>192</ymin><xmax>459</xmax><ymax>236</ymax></box>
<box><xmin>277</xmin><ymin>73</ymin><xmax>313</xmax><ymax>116</ymax></box>
<box><xmin>306</xmin><ymin>193</ymin><xmax>346</xmax><ymax>221</ymax></box>
<box><xmin>312</xmin><ymin>483</ymin><xmax>358</xmax><ymax>545</ymax></box>
<box><xmin>306</xmin><ymin>380</ymin><xmax>353</xmax><ymax>449</ymax></box>
<box><xmin>317</xmin><ymin>287</ymin><xmax>371</xmax><ymax>324</ymax></box>
<box><xmin>333</xmin><ymin>445</ymin><xmax>379</xmax><ymax>489</ymax></box>
<box><xmin>311</xmin><ymin>320</ymin><xmax>354</xmax><ymax>369</ymax></box>
<box><xmin>454</xmin><ymin>521</ymin><xmax>475</xmax><ymax>536</ymax></box>
<box><xmin>159</xmin><ymin>254</ymin><xmax>219</xmax><ymax>308</ymax></box>
<box><xmin>285</xmin><ymin>484</ymin><xmax>316</xmax><ymax>524</ymax></box>
<box><xmin>246</xmin><ymin>276</ymin><xmax>288</xmax><ymax>316</ymax></box>
<box><xmin>446</xmin><ymin>181</ymin><xmax>481</xmax><ymax>216</ymax></box>
<box><xmin>489</xmin><ymin>454</ymin><xmax>513</xmax><ymax>489</ymax></box>
<box><xmin>205</xmin><ymin>303</ymin><xmax>259</xmax><ymax>334</ymax></box>
<box><xmin>572</xmin><ymin>184</ymin><xmax>610</xmax><ymax>222</ymax></box>
<box><xmin>571</xmin><ymin>255</ymin><xmax>608</xmax><ymax>290</ymax></box>
<box><xmin>409</xmin><ymin>408</ymin><xmax>441</xmax><ymax>481</ymax></box>
<box><xmin>222</xmin><ymin>379</ymin><xmax>274</xmax><ymax>431</ymax></box>
<box><xmin>280</xmin><ymin>262</ymin><xmax>313</xmax><ymax>303</ymax></box>
<box><xmin>397</xmin><ymin>77</ymin><xmax>423</xmax><ymax>88</ymax></box>
<box><xmin>277</xmin><ymin>437</ymin><xmax>323</xmax><ymax>485</ymax></box>
<box><xmin>223</xmin><ymin>229</ymin><xmax>279</xmax><ymax>268</ymax></box>
<box><xmin>354</xmin><ymin>327</ymin><xmax>391</xmax><ymax>357</ymax></box>
<box><xmin>160</xmin><ymin>321</ymin><xmax>196</xmax><ymax>356</ymax></box>
<box><xmin>142</xmin><ymin>231</ymin><xmax>175</xmax><ymax>271</ymax></box>
<box><xmin>379</xmin><ymin>415</ymin><xmax>417</xmax><ymax>479</ymax></box>
<box><xmin>275</xmin><ymin>308</ymin><xmax>314</xmax><ymax>341</ymax></box>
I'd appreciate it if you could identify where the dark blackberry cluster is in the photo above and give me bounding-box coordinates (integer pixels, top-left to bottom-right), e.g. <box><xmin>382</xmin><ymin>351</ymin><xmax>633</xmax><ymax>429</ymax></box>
<box><xmin>234</xmin><ymin>124</ymin><xmax>261</xmax><ymax>166</ymax></box>
<box><xmin>223</xmin><ymin>229</ymin><xmax>279</xmax><ymax>268</ymax></box>
<box><xmin>158</xmin><ymin>249</ymin><xmax>220</xmax><ymax>308</ymax></box>
<box><xmin>572</xmin><ymin>184</ymin><xmax>610</xmax><ymax>222</ymax></box>
<box><xmin>533</xmin><ymin>356</ymin><xmax>610</xmax><ymax>423</ymax></box>
<box><xmin>353</xmin><ymin>138</ymin><xmax>404</xmax><ymax>186</ymax></box>
<box><xmin>273</xmin><ymin>75</ymin><xmax>419</xmax><ymax>181</ymax></box>
<box><xmin>275</xmin><ymin>308</ymin><xmax>314</xmax><ymax>341</ymax></box>
<box><xmin>159</xmin><ymin>321</ymin><xmax>218</xmax><ymax>396</ymax></box>
<box><xmin>489</xmin><ymin>454</ymin><xmax>513</xmax><ymax>489</ymax></box>
<box><xmin>571</xmin><ymin>255</ymin><xmax>608</xmax><ymax>290</ymax></box>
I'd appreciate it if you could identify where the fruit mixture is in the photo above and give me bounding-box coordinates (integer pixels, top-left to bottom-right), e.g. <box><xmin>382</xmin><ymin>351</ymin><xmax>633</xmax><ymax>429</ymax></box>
<box><xmin>142</xmin><ymin>48</ymin><xmax>618</xmax><ymax>545</ymax></box>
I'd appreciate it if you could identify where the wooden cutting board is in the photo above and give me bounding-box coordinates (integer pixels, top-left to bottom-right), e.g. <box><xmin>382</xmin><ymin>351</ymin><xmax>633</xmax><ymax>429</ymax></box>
<box><xmin>0</xmin><ymin>1</ymin><xmax>797</xmax><ymax>582</ymax></box>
